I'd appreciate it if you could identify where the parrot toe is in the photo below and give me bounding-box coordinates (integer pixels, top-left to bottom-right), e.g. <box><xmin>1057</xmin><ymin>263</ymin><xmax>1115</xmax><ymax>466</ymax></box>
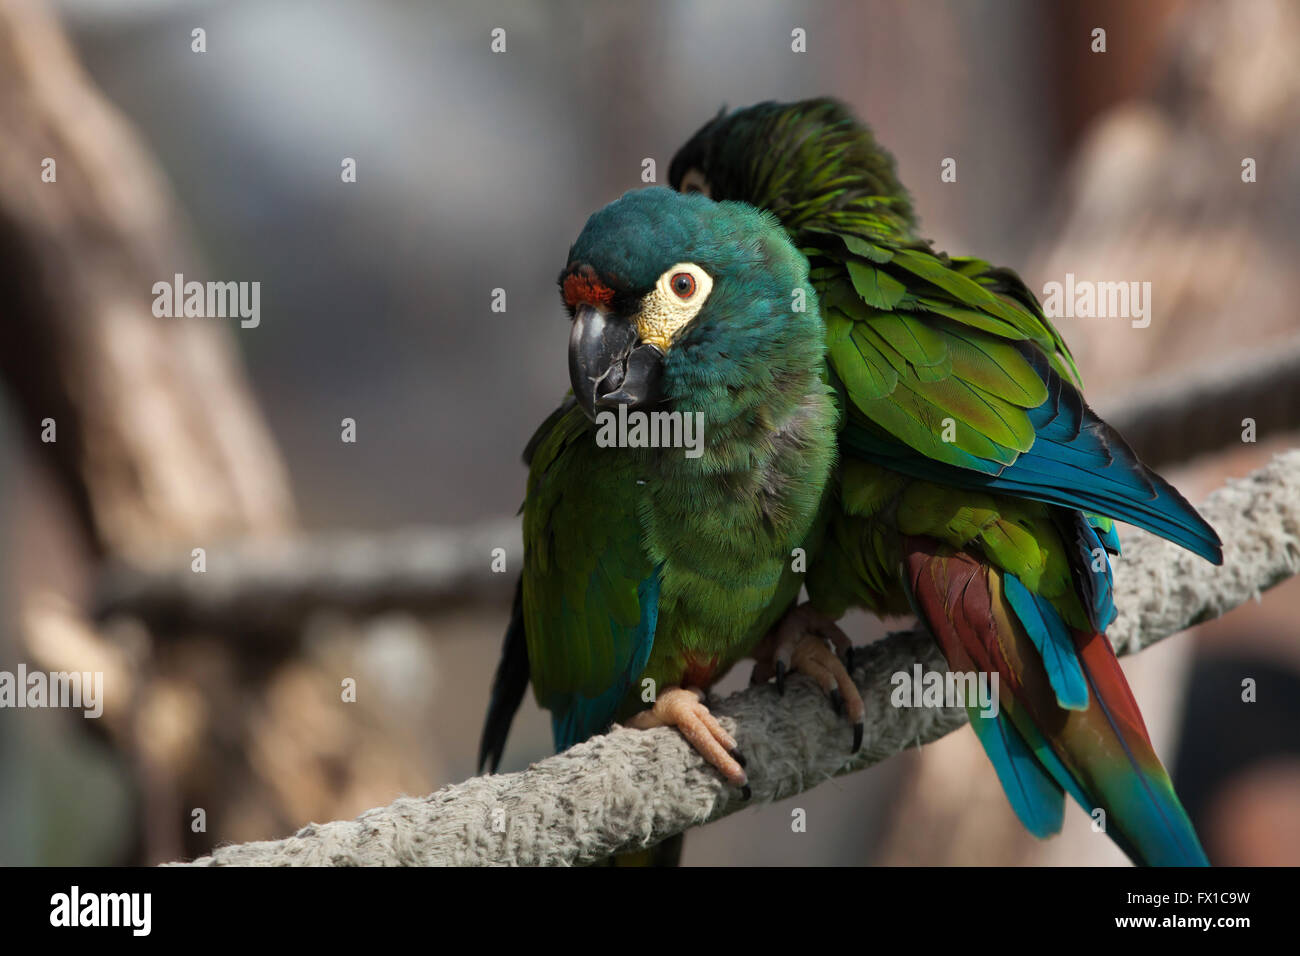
<box><xmin>626</xmin><ymin>686</ymin><xmax>749</xmax><ymax>789</ymax></box>
<box><xmin>752</xmin><ymin>603</ymin><xmax>866</xmax><ymax>752</ymax></box>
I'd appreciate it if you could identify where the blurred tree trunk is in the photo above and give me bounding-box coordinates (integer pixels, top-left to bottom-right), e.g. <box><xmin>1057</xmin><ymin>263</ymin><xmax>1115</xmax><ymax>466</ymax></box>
<box><xmin>0</xmin><ymin>0</ymin><xmax>432</xmax><ymax>862</ymax></box>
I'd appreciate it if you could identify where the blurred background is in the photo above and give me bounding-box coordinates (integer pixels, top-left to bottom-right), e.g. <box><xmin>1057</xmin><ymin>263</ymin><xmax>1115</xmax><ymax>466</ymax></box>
<box><xmin>0</xmin><ymin>0</ymin><xmax>1297</xmax><ymax>865</ymax></box>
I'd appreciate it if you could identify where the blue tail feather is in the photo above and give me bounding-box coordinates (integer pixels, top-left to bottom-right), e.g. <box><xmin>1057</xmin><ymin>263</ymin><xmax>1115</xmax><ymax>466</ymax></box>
<box><xmin>1002</xmin><ymin>573</ymin><xmax>1089</xmax><ymax>710</ymax></box>
<box><xmin>967</xmin><ymin>707</ymin><xmax>1064</xmax><ymax>838</ymax></box>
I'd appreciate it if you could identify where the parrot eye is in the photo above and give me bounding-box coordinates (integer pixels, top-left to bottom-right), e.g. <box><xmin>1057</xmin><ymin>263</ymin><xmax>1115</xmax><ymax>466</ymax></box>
<box><xmin>638</xmin><ymin>263</ymin><xmax>715</xmax><ymax>351</ymax></box>
<box><xmin>679</xmin><ymin>168</ymin><xmax>711</xmax><ymax>197</ymax></box>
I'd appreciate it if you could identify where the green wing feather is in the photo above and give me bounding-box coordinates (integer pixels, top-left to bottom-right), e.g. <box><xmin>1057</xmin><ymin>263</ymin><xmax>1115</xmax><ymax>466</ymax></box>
<box><xmin>806</xmin><ymin>228</ymin><xmax>1080</xmax><ymax>476</ymax></box>
<box><xmin>522</xmin><ymin>402</ymin><xmax>659</xmax><ymax>748</ymax></box>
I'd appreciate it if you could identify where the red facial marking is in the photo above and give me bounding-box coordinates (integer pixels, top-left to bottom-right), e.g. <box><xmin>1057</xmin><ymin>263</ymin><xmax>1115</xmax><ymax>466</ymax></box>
<box><xmin>562</xmin><ymin>272</ymin><xmax>615</xmax><ymax>308</ymax></box>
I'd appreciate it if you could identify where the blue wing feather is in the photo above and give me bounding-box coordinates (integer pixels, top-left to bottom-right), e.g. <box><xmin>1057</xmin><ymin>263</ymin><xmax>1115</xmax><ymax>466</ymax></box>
<box><xmin>552</xmin><ymin>569</ymin><xmax>661</xmax><ymax>751</ymax></box>
<box><xmin>842</xmin><ymin>345</ymin><xmax>1222</xmax><ymax>565</ymax></box>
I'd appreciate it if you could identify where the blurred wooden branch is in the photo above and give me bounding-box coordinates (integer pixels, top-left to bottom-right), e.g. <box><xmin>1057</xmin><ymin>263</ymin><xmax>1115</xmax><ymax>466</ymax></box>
<box><xmin>1100</xmin><ymin>336</ymin><xmax>1300</xmax><ymax>472</ymax></box>
<box><xmin>94</xmin><ymin>338</ymin><xmax>1300</xmax><ymax>635</ymax></box>
<box><xmin>94</xmin><ymin>520</ymin><xmax>521</xmax><ymax>641</ymax></box>
<box><xmin>177</xmin><ymin>452</ymin><xmax>1300</xmax><ymax>865</ymax></box>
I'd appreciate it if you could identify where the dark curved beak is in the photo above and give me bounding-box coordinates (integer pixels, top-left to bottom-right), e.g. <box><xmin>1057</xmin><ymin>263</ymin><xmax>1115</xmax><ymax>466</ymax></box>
<box><xmin>568</xmin><ymin>305</ymin><xmax>665</xmax><ymax>421</ymax></box>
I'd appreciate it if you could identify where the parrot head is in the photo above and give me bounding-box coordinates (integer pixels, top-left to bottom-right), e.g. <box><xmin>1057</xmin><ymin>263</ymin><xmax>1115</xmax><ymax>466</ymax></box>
<box><xmin>667</xmin><ymin>98</ymin><xmax>916</xmax><ymax>233</ymax></box>
<box><xmin>560</xmin><ymin>187</ymin><xmax>820</xmax><ymax>422</ymax></box>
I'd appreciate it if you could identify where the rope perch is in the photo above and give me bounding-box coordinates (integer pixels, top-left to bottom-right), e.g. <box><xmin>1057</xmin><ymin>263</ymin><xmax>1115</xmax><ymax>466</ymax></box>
<box><xmin>177</xmin><ymin>450</ymin><xmax>1300</xmax><ymax>866</ymax></box>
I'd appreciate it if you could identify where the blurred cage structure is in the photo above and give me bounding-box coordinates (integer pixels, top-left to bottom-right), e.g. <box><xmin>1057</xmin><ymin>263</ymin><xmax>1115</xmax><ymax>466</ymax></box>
<box><xmin>0</xmin><ymin>0</ymin><xmax>1297</xmax><ymax>865</ymax></box>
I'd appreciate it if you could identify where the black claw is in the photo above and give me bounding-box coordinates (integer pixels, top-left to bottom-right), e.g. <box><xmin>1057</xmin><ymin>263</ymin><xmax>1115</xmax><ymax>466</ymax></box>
<box><xmin>729</xmin><ymin>747</ymin><xmax>748</xmax><ymax>769</ymax></box>
<box><xmin>829</xmin><ymin>688</ymin><xmax>844</xmax><ymax>717</ymax></box>
<box><xmin>775</xmin><ymin>660</ymin><xmax>787</xmax><ymax>696</ymax></box>
<box><xmin>740</xmin><ymin>784</ymin><xmax>752</xmax><ymax>801</ymax></box>
<box><xmin>852</xmin><ymin>721</ymin><xmax>864</xmax><ymax>754</ymax></box>
<box><xmin>842</xmin><ymin>646</ymin><xmax>857</xmax><ymax>671</ymax></box>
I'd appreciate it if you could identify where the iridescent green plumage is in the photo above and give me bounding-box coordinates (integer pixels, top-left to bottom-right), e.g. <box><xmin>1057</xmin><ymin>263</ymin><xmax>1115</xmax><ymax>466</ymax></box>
<box><xmin>672</xmin><ymin>99</ymin><xmax>1080</xmax><ymax>485</ymax></box>
<box><xmin>670</xmin><ymin>98</ymin><xmax>1220</xmax><ymax>865</ymax></box>
<box><xmin>480</xmin><ymin>189</ymin><xmax>836</xmax><ymax>777</ymax></box>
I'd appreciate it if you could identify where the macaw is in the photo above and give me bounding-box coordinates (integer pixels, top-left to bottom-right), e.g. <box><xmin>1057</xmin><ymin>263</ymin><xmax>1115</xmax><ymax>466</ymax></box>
<box><xmin>478</xmin><ymin>188</ymin><xmax>840</xmax><ymax>854</ymax></box>
<box><xmin>666</xmin><ymin>98</ymin><xmax>1221</xmax><ymax>866</ymax></box>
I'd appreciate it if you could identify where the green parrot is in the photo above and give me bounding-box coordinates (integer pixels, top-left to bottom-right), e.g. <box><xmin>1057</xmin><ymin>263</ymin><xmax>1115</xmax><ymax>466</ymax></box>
<box><xmin>478</xmin><ymin>188</ymin><xmax>839</xmax><ymax>824</ymax></box>
<box><xmin>666</xmin><ymin>98</ymin><xmax>1222</xmax><ymax>866</ymax></box>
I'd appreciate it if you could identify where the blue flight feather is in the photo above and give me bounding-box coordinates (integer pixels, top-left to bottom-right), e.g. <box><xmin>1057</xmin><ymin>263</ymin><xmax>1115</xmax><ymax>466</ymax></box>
<box><xmin>1003</xmin><ymin>573</ymin><xmax>1090</xmax><ymax>710</ymax></box>
<box><xmin>1075</xmin><ymin>517</ymin><xmax>1118</xmax><ymax>631</ymax></box>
